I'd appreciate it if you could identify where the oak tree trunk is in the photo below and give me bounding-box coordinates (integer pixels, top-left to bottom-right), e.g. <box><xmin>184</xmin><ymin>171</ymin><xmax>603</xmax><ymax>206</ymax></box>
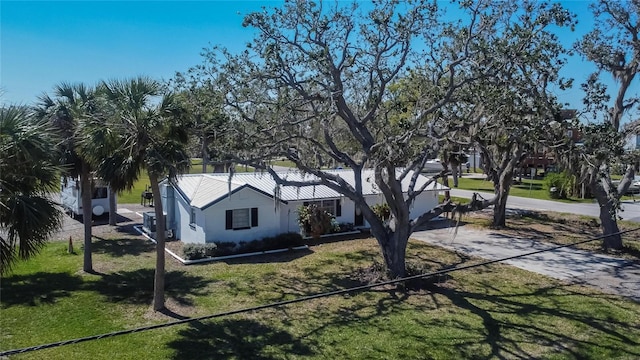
<box><xmin>451</xmin><ymin>164</ymin><xmax>459</xmax><ymax>188</ymax></box>
<box><xmin>592</xmin><ymin>180</ymin><xmax>623</xmax><ymax>250</ymax></box>
<box><xmin>369</xmin><ymin>208</ymin><xmax>411</xmax><ymax>279</ymax></box>
<box><xmin>380</xmin><ymin>230</ymin><xmax>409</xmax><ymax>278</ymax></box>
<box><xmin>492</xmin><ymin>171</ymin><xmax>513</xmax><ymax>228</ymax></box>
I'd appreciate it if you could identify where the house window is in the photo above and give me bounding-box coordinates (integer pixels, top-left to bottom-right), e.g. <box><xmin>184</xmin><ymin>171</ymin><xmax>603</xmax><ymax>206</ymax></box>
<box><xmin>303</xmin><ymin>199</ymin><xmax>341</xmax><ymax>217</ymax></box>
<box><xmin>226</xmin><ymin>207</ymin><xmax>259</xmax><ymax>230</ymax></box>
<box><xmin>189</xmin><ymin>207</ymin><xmax>196</xmax><ymax>228</ymax></box>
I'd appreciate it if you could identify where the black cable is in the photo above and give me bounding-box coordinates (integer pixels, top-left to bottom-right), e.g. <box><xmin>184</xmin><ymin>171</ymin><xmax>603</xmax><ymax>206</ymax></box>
<box><xmin>1</xmin><ymin>227</ymin><xmax>638</xmax><ymax>357</ymax></box>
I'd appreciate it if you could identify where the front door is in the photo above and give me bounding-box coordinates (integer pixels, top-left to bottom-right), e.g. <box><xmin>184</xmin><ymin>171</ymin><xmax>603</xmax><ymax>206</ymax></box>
<box><xmin>354</xmin><ymin>206</ymin><xmax>364</xmax><ymax>227</ymax></box>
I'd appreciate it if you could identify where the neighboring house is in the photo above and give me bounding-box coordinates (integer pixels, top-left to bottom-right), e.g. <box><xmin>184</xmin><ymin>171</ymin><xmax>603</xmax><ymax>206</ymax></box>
<box><xmin>158</xmin><ymin>169</ymin><xmax>448</xmax><ymax>244</ymax></box>
<box><xmin>520</xmin><ymin>109</ymin><xmax>579</xmax><ymax>173</ymax></box>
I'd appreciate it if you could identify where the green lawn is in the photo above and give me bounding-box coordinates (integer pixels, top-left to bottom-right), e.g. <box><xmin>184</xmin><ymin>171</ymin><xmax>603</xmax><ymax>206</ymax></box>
<box><xmin>448</xmin><ymin>177</ymin><xmax>600</xmax><ymax>203</ymax></box>
<box><xmin>116</xmin><ymin>161</ymin><xmax>255</xmax><ymax>204</ymax></box>
<box><xmin>2</xmin><ymin>235</ymin><xmax>639</xmax><ymax>359</ymax></box>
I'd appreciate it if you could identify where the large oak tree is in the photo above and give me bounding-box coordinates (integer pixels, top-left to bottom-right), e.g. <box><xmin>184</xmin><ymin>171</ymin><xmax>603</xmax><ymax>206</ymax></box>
<box><xmin>190</xmin><ymin>0</ymin><xmax>573</xmax><ymax>276</ymax></box>
<box><xmin>573</xmin><ymin>0</ymin><xmax>639</xmax><ymax>249</ymax></box>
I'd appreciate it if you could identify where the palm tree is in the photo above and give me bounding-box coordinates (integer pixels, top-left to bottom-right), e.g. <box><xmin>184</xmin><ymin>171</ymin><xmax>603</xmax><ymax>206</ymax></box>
<box><xmin>101</xmin><ymin>76</ymin><xmax>190</xmax><ymax>311</ymax></box>
<box><xmin>35</xmin><ymin>82</ymin><xmax>103</xmax><ymax>273</ymax></box>
<box><xmin>0</xmin><ymin>106</ymin><xmax>63</xmax><ymax>274</ymax></box>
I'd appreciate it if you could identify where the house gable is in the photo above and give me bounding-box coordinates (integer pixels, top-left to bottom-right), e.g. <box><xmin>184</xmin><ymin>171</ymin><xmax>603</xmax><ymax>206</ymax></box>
<box><xmin>200</xmin><ymin>184</ymin><xmax>287</xmax><ymax>211</ymax></box>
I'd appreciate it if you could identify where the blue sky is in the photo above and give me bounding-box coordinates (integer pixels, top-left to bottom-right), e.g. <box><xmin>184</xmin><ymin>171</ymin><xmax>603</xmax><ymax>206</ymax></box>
<box><xmin>0</xmin><ymin>1</ymin><xmax>627</xmax><ymax>119</ymax></box>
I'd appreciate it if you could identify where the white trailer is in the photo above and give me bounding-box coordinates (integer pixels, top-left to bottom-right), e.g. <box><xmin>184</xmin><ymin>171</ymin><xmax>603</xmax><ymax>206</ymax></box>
<box><xmin>60</xmin><ymin>177</ymin><xmax>112</xmax><ymax>218</ymax></box>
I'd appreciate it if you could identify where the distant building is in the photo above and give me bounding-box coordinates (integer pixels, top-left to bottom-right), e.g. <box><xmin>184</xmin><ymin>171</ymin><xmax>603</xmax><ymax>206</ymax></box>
<box><xmin>520</xmin><ymin>109</ymin><xmax>578</xmax><ymax>173</ymax></box>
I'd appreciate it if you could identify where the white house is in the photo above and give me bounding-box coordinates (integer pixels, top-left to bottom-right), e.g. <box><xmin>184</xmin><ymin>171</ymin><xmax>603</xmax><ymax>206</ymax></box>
<box><xmin>158</xmin><ymin>169</ymin><xmax>448</xmax><ymax>244</ymax></box>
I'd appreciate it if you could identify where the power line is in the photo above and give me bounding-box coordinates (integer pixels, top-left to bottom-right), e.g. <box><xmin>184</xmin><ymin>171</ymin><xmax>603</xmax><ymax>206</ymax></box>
<box><xmin>2</xmin><ymin>227</ymin><xmax>638</xmax><ymax>357</ymax></box>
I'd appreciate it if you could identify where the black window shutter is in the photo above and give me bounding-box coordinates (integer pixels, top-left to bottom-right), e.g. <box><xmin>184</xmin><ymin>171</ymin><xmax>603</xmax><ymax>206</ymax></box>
<box><xmin>251</xmin><ymin>207</ymin><xmax>258</xmax><ymax>227</ymax></box>
<box><xmin>225</xmin><ymin>210</ymin><xmax>233</xmax><ymax>229</ymax></box>
<box><xmin>336</xmin><ymin>200</ymin><xmax>342</xmax><ymax>216</ymax></box>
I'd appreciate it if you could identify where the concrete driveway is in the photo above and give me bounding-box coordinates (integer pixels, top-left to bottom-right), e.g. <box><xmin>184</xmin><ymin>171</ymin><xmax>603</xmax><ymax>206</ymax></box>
<box><xmin>411</xmin><ymin>224</ymin><xmax>640</xmax><ymax>302</ymax></box>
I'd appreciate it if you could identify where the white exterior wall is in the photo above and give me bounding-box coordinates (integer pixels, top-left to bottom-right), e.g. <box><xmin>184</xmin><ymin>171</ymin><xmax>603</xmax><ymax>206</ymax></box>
<box><xmin>201</xmin><ymin>187</ymin><xmax>282</xmax><ymax>244</ymax></box>
<box><xmin>176</xmin><ymin>193</ymin><xmax>205</xmax><ymax>243</ymax></box>
<box><xmin>277</xmin><ymin>192</ymin><xmax>440</xmax><ymax>231</ymax></box>
<box><xmin>171</xmin><ymin>179</ymin><xmax>443</xmax><ymax>244</ymax></box>
<box><xmin>409</xmin><ymin>191</ymin><xmax>439</xmax><ymax>219</ymax></box>
<box><xmin>279</xmin><ymin>203</ymin><xmax>301</xmax><ymax>234</ymax></box>
<box><xmin>280</xmin><ymin>198</ymin><xmax>356</xmax><ymax>234</ymax></box>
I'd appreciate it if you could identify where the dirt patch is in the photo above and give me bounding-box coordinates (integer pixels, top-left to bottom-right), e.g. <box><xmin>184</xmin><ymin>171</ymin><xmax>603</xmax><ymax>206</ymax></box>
<box><xmin>165</xmin><ymin>240</ymin><xmax>183</xmax><ymax>258</ymax></box>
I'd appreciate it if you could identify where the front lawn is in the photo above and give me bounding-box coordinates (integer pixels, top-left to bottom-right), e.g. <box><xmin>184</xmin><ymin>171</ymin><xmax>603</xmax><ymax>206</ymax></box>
<box><xmin>450</xmin><ymin>177</ymin><xmax>597</xmax><ymax>203</ymax></box>
<box><xmin>2</xmin><ymin>234</ymin><xmax>639</xmax><ymax>359</ymax></box>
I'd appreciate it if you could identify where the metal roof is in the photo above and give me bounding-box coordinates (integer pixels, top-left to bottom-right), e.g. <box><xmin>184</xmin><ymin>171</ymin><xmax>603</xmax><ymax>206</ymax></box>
<box><xmin>171</xmin><ymin>169</ymin><xmax>448</xmax><ymax>209</ymax></box>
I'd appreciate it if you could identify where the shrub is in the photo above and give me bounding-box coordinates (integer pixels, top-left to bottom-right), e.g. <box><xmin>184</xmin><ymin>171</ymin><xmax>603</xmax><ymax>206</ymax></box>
<box><xmin>213</xmin><ymin>242</ymin><xmax>237</xmax><ymax>257</ymax></box>
<box><xmin>297</xmin><ymin>204</ymin><xmax>333</xmax><ymax>238</ymax></box>
<box><xmin>332</xmin><ymin>222</ymin><xmax>355</xmax><ymax>233</ymax></box>
<box><xmin>544</xmin><ymin>171</ymin><xmax>575</xmax><ymax>199</ymax></box>
<box><xmin>183</xmin><ymin>243</ymin><xmax>218</xmax><ymax>260</ymax></box>
<box><xmin>183</xmin><ymin>233</ymin><xmax>305</xmax><ymax>260</ymax></box>
<box><xmin>274</xmin><ymin>232</ymin><xmax>304</xmax><ymax>247</ymax></box>
<box><xmin>239</xmin><ymin>239</ymin><xmax>265</xmax><ymax>253</ymax></box>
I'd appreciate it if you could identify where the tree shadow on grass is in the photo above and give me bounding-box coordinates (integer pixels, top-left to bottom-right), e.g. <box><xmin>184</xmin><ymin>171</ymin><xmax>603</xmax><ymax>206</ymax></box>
<box><xmin>0</xmin><ymin>272</ymin><xmax>84</xmax><ymax>307</ymax></box>
<box><xmin>424</xmin><ymin>283</ymin><xmax>640</xmax><ymax>359</ymax></box>
<box><xmin>115</xmin><ymin>223</ymin><xmax>144</xmax><ymax>236</ymax></box>
<box><xmin>168</xmin><ymin>319</ymin><xmax>314</xmax><ymax>360</ymax></box>
<box><xmin>91</xmin><ymin>236</ymin><xmax>155</xmax><ymax>257</ymax></box>
<box><xmin>91</xmin><ymin>269</ymin><xmax>213</xmax><ymax>306</ymax></box>
<box><xmin>220</xmin><ymin>248</ymin><xmax>314</xmax><ymax>265</ymax></box>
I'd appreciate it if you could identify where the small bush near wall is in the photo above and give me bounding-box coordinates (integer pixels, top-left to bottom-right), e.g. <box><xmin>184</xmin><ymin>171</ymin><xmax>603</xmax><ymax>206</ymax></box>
<box><xmin>183</xmin><ymin>243</ymin><xmax>219</xmax><ymax>260</ymax></box>
<box><xmin>331</xmin><ymin>222</ymin><xmax>354</xmax><ymax>233</ymax></box>
<box><xmin>182</xmin><ymin>233</ymin><xmax>304</xmax><ymax>260</ymax></box>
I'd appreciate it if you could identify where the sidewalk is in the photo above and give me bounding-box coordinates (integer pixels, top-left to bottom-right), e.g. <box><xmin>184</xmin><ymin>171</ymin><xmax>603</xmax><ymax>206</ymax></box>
<box><xmin>411</xmin><ymin>225</ymin><xmax>640</xmax><ymax>302</ymax></box>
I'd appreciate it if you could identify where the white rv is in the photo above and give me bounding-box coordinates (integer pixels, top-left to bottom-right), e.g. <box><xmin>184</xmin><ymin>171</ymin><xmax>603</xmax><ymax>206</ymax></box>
<box><xmin>60</xmin><ymin>177</ymin><xmax>112</xmax><ymax>218</ymax></box>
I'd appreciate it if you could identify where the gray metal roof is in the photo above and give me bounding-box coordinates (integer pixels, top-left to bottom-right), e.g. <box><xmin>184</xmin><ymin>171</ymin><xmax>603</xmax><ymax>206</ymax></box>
<box><xmin>172</xmin><ymin>169</ymin><xmax>448</xmax><ymax>209</ymax></box>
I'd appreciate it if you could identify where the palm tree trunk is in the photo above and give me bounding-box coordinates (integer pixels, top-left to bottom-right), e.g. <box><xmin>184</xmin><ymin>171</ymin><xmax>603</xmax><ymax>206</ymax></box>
<box><xmin>108</xmin><ymin>186</ymin><xmax>117</xmax><ymax>226</ymax></box>
<box><xmin>80</xmin><ymin>162</ymin><xmax>93</xmax><ymax>272</ymax></box>
<box><xmin>149</xmin><ymin>173</ymin><xmax>166</xmax><ymax>311</ymax></box>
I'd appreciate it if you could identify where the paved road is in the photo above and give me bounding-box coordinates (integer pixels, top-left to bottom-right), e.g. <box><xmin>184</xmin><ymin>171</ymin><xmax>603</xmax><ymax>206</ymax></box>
<box><xmin>412</xmin><ymin>225</ymin><xmax>640</xmax><ymax>301</ymax></box>
<box><xmin>448</xmin><ymin>188</ymin><xmax>640</xmax><ymax>223</ymax></box>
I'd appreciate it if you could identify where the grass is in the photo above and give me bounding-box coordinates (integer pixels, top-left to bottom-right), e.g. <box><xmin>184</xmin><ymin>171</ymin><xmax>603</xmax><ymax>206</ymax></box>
<box><xmin>2</xmin><ymin>233</ymin><xmax>640</xmax><ymax>359</ymax></box>
<box><xmin>116</xmin><ymin>160</ymin><xmax>255</xmax><ymax>204</ymax></box>
<box><xmin>449</xmin><ymin>177</ymin><xmax>599</xmax><ymax>203</ymax></box>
